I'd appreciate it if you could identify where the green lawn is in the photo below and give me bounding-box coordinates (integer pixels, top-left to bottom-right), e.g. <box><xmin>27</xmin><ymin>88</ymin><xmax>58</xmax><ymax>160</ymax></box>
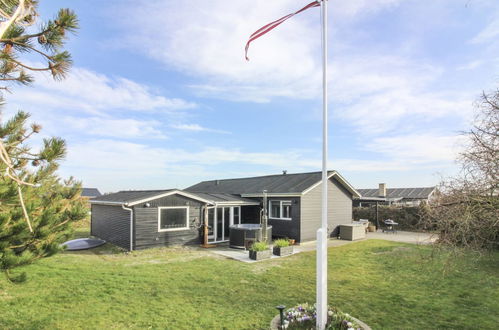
<box><xmin>1</xmin><ymin>231</ymin><xmax>498</xmax><ymax>329</ymax></box>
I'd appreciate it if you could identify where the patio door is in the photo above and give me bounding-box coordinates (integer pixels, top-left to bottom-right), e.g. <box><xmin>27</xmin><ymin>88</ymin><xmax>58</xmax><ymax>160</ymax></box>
<box><xmin>207</xmin><ymin>206</ymin><xmax>241</xmax><ymax>243</ymax></box>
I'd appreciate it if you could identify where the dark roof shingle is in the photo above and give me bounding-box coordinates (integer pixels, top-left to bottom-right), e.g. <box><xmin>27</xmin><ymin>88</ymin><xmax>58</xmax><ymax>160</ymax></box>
<box><xmin>357</xmin><ymin>187</ymin><xmax>435</xmax><ymax>199</ymax></box>
<box><xmin>91</xmin><ymin>190</ymin><xmax>173</xmax><ymax>204</ymax></box>
<box><xmin>186</xmin><ymin>171</ymin><xmax>350</xmax><ymax>195</ymax></box>
<box><xmin>81</xmin><ymin>188</ymin><xmax>101</xmax><ymax>198</ymax></box>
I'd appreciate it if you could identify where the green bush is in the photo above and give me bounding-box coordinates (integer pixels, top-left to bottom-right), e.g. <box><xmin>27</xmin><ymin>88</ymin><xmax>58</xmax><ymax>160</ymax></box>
<box><xmin>249</xmin><ymin>241</ymin><xmax>268</xmax><ymax>252</ymax></box>
<box><xmin>273</xmin><ymin>238</ymin><xmax>290</xmax><ymax>248</ymax></box>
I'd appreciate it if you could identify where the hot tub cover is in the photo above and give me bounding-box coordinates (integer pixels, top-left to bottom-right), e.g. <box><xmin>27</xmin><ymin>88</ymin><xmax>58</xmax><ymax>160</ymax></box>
<box><xmin>61</xmin><ymin>238</ymin><xmax>106</xmax><ymax>251</ymax></box>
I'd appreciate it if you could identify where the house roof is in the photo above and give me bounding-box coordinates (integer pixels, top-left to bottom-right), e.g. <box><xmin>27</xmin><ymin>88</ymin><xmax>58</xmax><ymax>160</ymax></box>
<box><xmin>90</xmin><ymin>190</ymin><xmax>174</xmax><ymax>204</ymax></box>
<box><xmin>81</xmin><ymin>188</ymin><xmax>101</xmax><ymax>198</ymax></box>
<box><xmin>186</xmin><ymin>171</ymin><xmax>360</xmax><ymax>197</ymax></box>
<box><xmin>90</xmin><ymin>189</ymin><xmax>258</xmax><ymax>206</ymax></box>
<box><xmin>357</xmin><ymin>187</ymin><xmax>435</xmax><ymax>199</ymax></box>
<box><xmin>187</xmin><ymin>192</ymin><xmax>259</xmax><ymax>205</ymax></box>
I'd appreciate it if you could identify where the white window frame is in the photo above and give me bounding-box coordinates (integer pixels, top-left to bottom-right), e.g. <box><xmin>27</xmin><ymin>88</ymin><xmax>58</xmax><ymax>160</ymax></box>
<box><xmin>268</xmin><ymin>200</ymin><xmax>292</xmax><ymax>220</ymax></box>
<box><xmin>158</xmin><ymin>206</ymin><xmax>190</xmax><ymax>232</ymax></box>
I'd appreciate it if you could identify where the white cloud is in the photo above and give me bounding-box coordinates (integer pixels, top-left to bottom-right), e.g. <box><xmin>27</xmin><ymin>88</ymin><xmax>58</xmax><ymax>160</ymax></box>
<box><xmin>457</xmin><ymin>60</ymin><xmax>483</xmax><ymax>71</ymax></box>
<box><xmin>59</xmin><ymin>116</ymin><xmax>168</xmax><ymax>139</ymax></box>
<box><xmin>61</xmin><ymin>133</ymin><xmax>463</xmax><ymax>191</ymax></box>
<box><xmin>113</xmin><ymin>0</ymin><xmax>473</xmax><ymax>139</ymax></box>
<box><xmin>115</xmin><ymin>0</ymin><xmax>406</xmax><ymax>103</ymax></box>
<box><xmin>171</xmin><ymin>123</ymin><xmax>230</xmax><ymax>134</ymax></box>
<box><xmin>365</xmin><ymin>134</ymin><xmax>464</xmax><ymax>163</ymax></box>
<box><xmin>8</xmin><ymin>67</ymin><xmax>196</xmax><ymax>114</ymax></box>
<box><xmin>471</xmin><ymin>18</ymin><xmax>499</xmax><ymax>44</ymax></box>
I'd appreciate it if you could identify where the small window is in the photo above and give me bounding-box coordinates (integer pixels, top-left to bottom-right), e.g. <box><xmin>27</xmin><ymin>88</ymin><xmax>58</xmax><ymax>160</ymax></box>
<box><xmin>269</xmin><ymin>200</ymin><xmax>292</xmax><ymax>220</ymax></box>
<box><xmin>158</xmin><ymin>207</ymin><xmax>189</xmax><ymax>232</ymax></box>
<box><xmin>282</xmin><ymin>201</ymin><xmax>291</xmax><ymax>218</ymax></box>
<box><xmin>270</xmin><ymin>201</ymin><xmax>281</xmax><ymax>218</ymax></box>
<box><xmin>233</xmin><ymin>207</ymin><xmax>240</xmax><ymax>225</ymax></box>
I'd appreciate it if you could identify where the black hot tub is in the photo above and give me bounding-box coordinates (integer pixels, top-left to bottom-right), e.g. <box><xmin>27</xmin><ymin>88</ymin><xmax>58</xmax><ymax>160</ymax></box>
<box><xmin>229</xmin><ymin>224</ymin><xmax>272</xmax><ymax>249</ymax></box>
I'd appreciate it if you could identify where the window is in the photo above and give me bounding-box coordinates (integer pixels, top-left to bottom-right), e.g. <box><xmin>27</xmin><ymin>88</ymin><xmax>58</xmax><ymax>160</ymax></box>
<box><xmin>158</xmin><ymin>207</ymin><xmax>189</xmax><ymax>232</ymax></box>
<box><xmin>233</xmin><ymin>207</ymin><xmax>240</xmax><ymax>225</ymax></box>
<box><xmin>270</xmin><ymin>201</ymin><xmax>281</xmax><ymax>219</ymax></box>
<box><xmin>282</xmin><ymin>201</ymin><xmax>291</xmax><ymax>218</ymax></box>
<box><xmin>269</xmin><ymin>200</ymin><xmax>292</xmax><ymax>220</ymax></box>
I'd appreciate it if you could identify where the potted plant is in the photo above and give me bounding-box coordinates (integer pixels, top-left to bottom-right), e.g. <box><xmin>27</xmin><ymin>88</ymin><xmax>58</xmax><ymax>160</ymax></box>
<box><xmin>249</xmin><ymin>241</ymin><xmax>271</xmax><ymax>260</ymax></box>
<box><xmin>273</xmin><ymin>238</ymin><xmax>293</xmax><ymax>256</ymax></box>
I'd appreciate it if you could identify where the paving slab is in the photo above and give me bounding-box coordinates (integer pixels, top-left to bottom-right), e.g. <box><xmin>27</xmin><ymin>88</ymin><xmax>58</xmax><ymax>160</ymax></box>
<box><xmin>210</xmin><ymin>246</ymin><xmax>299</xmax><ymax>263</ymax></box>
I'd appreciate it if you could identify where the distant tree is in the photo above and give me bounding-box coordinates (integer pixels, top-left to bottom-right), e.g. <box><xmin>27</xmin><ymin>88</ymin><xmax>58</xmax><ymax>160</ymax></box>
<box><xmin>423</xmin><ymin>89</ymin><xmax>499</xmax><ymax>250</ymax></box>
<box><xmin>0</xmin><ymin>1</ymin><xmax>82</xmax><ymax>281</ymax></box>
<box><xmin>0</xmin><ymin>112</ymin><xmax>87</xmax><ymax>282</ymax></box>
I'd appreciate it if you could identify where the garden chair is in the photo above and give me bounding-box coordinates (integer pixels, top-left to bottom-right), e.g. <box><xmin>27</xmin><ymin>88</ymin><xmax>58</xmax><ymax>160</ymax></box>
<box><xmin>382</xmin><ymin>219</ymin><xmax>399</xmax><ymax>233</ymax></box>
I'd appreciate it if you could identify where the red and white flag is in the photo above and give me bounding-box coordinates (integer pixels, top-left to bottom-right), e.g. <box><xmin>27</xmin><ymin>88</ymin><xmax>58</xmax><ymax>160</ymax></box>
<box><xmin>244</xmin><ymin>1</ymin><xmax>320</xmax><ymax>60</ymax></box>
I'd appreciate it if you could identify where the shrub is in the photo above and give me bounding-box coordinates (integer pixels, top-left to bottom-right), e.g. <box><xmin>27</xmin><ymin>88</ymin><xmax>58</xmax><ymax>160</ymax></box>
<box><xmin>273</xmin><ymin>239</ymin><xmax>290</xmax><ymax>248</ymax></box>
<box><xmin>249</xmin><ymin>241</ymin><xmax>268</xmax><ymax>252</ymax></box>
<box><xmin>353</xmin><ymin>205</ymin><xmax>425</xmax><ymax>231</ymax></box>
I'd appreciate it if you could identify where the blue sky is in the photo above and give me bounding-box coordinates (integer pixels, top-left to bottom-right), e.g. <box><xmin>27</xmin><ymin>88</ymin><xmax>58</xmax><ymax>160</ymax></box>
<box><xmin>4</xmin><ymin>0</ymin><xmax>499</xmax><ymax>192</ymax></box>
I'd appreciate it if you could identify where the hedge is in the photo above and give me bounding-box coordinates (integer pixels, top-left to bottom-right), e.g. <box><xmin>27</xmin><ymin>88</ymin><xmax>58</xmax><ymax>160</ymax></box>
<box><xmin>353</xmin><ymin>205</ymin><xmax>424</xmax><ymax>231</ymax></box>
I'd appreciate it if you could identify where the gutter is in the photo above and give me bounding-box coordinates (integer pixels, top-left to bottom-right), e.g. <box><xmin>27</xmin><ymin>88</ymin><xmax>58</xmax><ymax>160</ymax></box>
<box><xmin>121</xmin><ymin>204</ymin><xmax>133</xmax><ymax>251</ymax></box>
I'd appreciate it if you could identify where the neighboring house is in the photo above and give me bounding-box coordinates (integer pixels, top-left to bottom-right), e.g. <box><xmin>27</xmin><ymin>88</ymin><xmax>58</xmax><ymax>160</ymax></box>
<box><xmin>90</xmin><ymin>171</ymin><xmax>360</xmax><ymax>251</ymax></box>
<box><xmin>81</xmin><ymin>188</ymin><xmax>102</xmax><ymax>199</ymax></box>
<box><xmin>354</xmin><ymin>183</ymin><xmax>436</xmax><ymax>207</ymax></box>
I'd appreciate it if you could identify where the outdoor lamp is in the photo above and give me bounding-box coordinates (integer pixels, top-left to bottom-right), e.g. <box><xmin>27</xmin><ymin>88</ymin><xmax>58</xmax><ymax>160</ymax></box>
<box><xmin>276</xmin><ymin>305</ymin><xmax>286</xmax><ymax>329</ymax></box>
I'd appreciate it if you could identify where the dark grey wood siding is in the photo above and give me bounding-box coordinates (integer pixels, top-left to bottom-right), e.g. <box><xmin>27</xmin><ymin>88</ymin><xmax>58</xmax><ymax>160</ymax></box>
<box><xmin>91</xmin><ymin>204</ymin><xmax>130</xmax><ymax>250</ymax></box>
<box><xmin>300</xmin><ymin>177</ymin><xmax>353</xmax><ymax>241</ymax></box>
<box><xmin>241</xmin><ymin>205</ymin><xmax>260</xmax><ymax>224</ymax></box>
<box><xmin>267</xmin><ymin>197</ymin><xmax>301</xmax><ymax>241</ymax></box>
<box><xmin>133</xmin><ymin>194</ymin><xmax>203</xmax><ymax>250</ymax></box>
<box><xmin>241</xmin><ymin>197</ymin><xmax>300</xmax><ymax>241</ymax></box>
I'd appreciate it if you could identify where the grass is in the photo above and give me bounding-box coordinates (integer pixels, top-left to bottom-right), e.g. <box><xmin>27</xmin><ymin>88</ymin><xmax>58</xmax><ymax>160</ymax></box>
<box><xmin>1</xmin><ymin>229</ymin><xmax>498</xmax><ymax>329</ymax></box>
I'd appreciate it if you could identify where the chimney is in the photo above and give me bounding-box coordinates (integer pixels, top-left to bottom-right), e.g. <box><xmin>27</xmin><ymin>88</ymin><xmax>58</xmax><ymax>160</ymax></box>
<box><xmin>378</xmin><ymin>183</ymin><xmax>386</xmax><ymax>197</ymax></box>
<box><xmin>282</xmin><ymin>170</ymin><xmax>287</xmax><ymax>175</ymax></box>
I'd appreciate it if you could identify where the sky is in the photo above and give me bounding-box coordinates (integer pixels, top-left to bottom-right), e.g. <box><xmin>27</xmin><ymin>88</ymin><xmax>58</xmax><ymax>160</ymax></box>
<box><xmin>3</xmin><ymin>0</ymin><xmax>499</xmax><ymax>193</ymax></box>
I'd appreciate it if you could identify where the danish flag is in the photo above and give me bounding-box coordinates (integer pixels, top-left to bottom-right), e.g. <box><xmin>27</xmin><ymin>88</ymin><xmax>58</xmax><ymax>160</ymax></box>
<box><xmin>244</xmin><ymin>1</ymin><xmax>321</xmax><ymax>60</ymax></box>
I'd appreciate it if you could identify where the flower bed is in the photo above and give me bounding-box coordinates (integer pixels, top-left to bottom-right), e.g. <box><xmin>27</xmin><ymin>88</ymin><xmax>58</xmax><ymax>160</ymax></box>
<box><xmin>270</xmin><ymin>303</ymin><xmax>370</xmax><ymax>330</ymax></box>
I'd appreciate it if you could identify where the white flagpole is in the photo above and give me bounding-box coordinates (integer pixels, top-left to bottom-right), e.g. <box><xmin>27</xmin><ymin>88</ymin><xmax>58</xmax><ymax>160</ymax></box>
<box><xmin>316</xmin><ymin>0</ymin><xmax>328</xmax><ymax>329</ymax></box>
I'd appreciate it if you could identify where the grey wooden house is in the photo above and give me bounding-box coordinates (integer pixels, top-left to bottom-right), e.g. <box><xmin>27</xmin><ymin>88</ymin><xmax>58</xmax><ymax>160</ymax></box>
<box><xmin>90</xmin><ymin>171</ymin><xmax>360</xmax><ymax>250</ymax></box>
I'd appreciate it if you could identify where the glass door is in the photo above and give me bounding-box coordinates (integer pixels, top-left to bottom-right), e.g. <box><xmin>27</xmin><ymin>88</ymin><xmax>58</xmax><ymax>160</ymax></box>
<box><xmin>216</xmin><ymin>208</ymin><xmax>223</xmax><ymax>242</ymax></box>
<box><xmin>207</xmin><ymin>208</ymin><xmax>215</xmax><ymax>243</ymax></box>
<box><xmin>208</xmin><ymin>206</ymin><xmax>242</xmax><ymax>243</ymax></box>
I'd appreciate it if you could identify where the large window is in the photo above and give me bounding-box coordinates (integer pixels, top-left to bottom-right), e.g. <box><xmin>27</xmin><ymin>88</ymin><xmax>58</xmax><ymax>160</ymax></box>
<box><xmin>269</xmin><ymin>200</ymin><xmax>292</xmax><ymax>220</ymax></box>
<box><xmin>158</xmin><ymin>207</ymin><xmax>189</xmax><ymax>232</ymax></box>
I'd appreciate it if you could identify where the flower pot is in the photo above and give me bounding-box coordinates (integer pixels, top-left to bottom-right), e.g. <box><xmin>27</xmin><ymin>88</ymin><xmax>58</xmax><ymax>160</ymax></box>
<box><xmin>288</xmin><ymin>239</ymin><xmax>296</xmax><ymax>245</ymax></box>
<box><xmin>273</xmin><ymin>245</ymin><xmax>293</xmax><ymax>256</ymax></box>
<box><xmin>249</xmin><ymin>249</ymin><xmax>271</xmax><ymax>260</ymax></box>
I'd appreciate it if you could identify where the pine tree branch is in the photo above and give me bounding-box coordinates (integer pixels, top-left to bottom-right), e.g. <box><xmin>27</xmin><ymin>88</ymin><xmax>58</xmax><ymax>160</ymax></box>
<box><xmin>10</xmin><ymin>58</ymin><xmax>50</xmax><ymax>72</ymax></box>
<box><xmin>7</xmin><ymin>40</ymin><xmax>52</xmax><ymax>59</ymax></box>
